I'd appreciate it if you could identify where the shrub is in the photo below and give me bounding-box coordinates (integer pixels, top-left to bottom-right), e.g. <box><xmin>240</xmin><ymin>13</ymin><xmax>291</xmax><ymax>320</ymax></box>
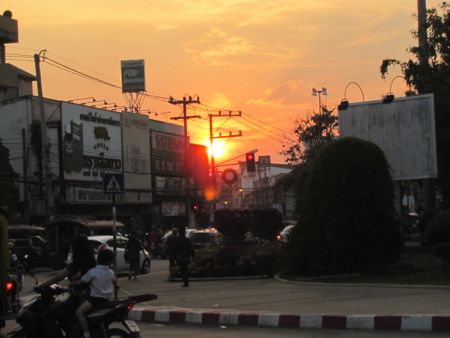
<box><xmin>432</xmin><ymin>242</ymin><xmax>450</xmax><ymax>268</ymax></box>
<box><xmin>423</xmin><ymin>211</ymin><xmax>450</xmax><ymax>245</ymax></box>
<box><xmin>418</xmin><ymin>208</ymin><xmax>442</xmax><ymax>235</ymax></box>
<box><xmin>213</xmin><ymin>209</ymin><xmax>249</xmax><ymax>242</ymax></box>
<box><xmin>286</xmin><ymin>137</ymin><xmax>402</xmax><ymax>275</ymax></box>
<box><xmin>250</xmin><ymin>209</ymin><xmax>282</xmax><ymax>241</ymax></box>
<box><xmin>171</xmin><ymin>241</ymin><xmax>280</xmax><ymax>278</ymax></box>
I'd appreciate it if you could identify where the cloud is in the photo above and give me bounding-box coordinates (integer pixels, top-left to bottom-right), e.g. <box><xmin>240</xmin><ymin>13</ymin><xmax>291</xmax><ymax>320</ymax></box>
<box><xmin>205</xmin><ymin>91</ymin><xmax>233</xmax><ymax>108</ymax></box>
<box><xmin>247</xmin><ymin>80</ymin><xmax>310</xmax><ymax>108</ymax></box>
<box><xmin>186</xmin><ymin>26</ymin><xmax>299</xmax><ymax>70</ymax></box>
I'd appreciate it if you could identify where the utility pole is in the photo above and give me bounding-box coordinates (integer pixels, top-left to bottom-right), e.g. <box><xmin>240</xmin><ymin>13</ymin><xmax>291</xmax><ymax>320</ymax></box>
<box><xmin>169</xmin><ymin>96</ymin><xmax>201</xmax><ymax>227</ymax></box>
<box><xmin>209</xmin><ymin>111</ymin><xmax>242</xmax><ymax>180</ymax></box>
<box><xmin>417</xmin><ymin>0</ymin><xmax>436</xmax><ymax>211</ymax></box>
<box><xmin>34</xmin><ymin>50</ymin><xmax>54</xmax><ymax>217</ymax></box>
<box><xmin>209</xmin><ymin>111</ymin><xmax>242</xmax><ymax>210</ymax></box>
<box><xmin>418</xmin><ymin>0</ymin><xmax>427</xmax><ymax>66</ymax></box>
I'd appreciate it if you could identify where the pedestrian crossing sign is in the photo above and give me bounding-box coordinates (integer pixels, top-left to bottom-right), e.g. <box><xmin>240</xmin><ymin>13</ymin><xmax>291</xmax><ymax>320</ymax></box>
<box><xmin>103</xmin><ymin>173</ymin><xmax>124</xmax><ymax>194</ymax></box>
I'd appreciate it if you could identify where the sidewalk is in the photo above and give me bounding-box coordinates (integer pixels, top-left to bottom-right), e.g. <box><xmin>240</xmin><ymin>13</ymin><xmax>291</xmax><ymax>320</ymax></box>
<box><xmin>123</xmin><ymin>272</ymin><xmax>450</xmax><ymax>333</ymax></box>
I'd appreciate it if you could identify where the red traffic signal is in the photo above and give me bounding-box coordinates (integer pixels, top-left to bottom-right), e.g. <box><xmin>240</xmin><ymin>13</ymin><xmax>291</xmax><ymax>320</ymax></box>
<box><xmin>245</xmin><ymin>152</ymin><xmax>256</xmax><ymax>172</ymax></box>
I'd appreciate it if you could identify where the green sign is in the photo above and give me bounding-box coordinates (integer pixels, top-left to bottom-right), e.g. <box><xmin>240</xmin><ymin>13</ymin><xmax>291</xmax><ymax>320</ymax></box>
<box><xmin>121</xmin><ymin>59</ymin><xmax>145</xmax><ymax>92</ymax></box>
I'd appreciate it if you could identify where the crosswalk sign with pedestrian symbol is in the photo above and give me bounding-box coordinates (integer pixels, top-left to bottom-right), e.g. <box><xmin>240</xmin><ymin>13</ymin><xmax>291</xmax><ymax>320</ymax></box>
<box><xmin>103</xmin><ymin>173</ymin><xmax>124</xmax><ymax>194</ymax></box>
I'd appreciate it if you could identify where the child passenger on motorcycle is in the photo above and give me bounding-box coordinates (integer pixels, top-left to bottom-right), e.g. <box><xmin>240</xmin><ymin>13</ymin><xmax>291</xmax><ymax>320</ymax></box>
<box><xmin>70</xmin><ymin>249</ymin><xmax>117</xmax><ymax>338</ymax></box>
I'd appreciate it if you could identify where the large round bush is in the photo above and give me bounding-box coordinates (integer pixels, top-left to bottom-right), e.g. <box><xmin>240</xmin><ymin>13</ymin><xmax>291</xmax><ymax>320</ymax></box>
<box><xmin>423</xmin><ymin>211</ymin><xmax>450</xmax><ymax>245</ymax></box>
<box><xmin>287</xmin><ymin>137</ymin><xmax>402</xmax><ymax>275</ymax></box>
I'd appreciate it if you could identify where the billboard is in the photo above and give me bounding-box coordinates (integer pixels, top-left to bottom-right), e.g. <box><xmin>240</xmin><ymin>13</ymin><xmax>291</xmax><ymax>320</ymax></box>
<box><xmin>151</xmin><ymin>131</ymin><xmax>184</xmax><ymax>175</ymax></box>
<box><xmin>61</xmin><ymin>103</ymin><xmax>122</xmax><ymax>182</ymax></box>
<box><xmin>338</xmin><ymin>94</ymin><xmax>437</xmax><ymax>180</ymax></box>
<box><xmin>121</xmin><ymin>59</ymin><xmax>145</xmax><ymax>92</ymax></box>
<box><xmin>122</xmin><ymin>112</ymin><xmax>152</xmax><ymax>203</ymax></box>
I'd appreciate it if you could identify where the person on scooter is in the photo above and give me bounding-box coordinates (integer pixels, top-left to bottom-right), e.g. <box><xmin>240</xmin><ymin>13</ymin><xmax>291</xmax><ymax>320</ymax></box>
<box><xmin>35</xmin><ymin>234</ymin><xmax>96</xmax><ymax>331</ymax></box>
<box><xmin>37</xmin><ymin>234</ymin><xmax>96</xmax><ymax>288</ymax></box>
<box><xmin>70</xmin><ymin>249</ymin><xmax>117</xmax><ymax>338</ymax></box>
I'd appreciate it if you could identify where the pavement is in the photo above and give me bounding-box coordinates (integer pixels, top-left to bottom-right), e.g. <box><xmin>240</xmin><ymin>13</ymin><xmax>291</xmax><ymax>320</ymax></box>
<box><xmin>5</xmin><ymin>260</ymin><xmax>450</xmax><ymax>335</ymax></box>
<box><xmin>121</xmin><ymin>265</ymin><xmax>450</xmax><ymax>334</ymax></box>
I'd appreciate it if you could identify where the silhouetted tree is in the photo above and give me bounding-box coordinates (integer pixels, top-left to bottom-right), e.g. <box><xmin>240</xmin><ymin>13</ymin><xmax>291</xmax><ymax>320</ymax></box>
<box><xmin>286</xmin><ymin>137</ymin><xmax>402</xmax><ymax>275</ymax></box>
<box><xmin>282</xmin><ymin>106</ymin><xmax>338</xmax><ymax>165</ymax></box>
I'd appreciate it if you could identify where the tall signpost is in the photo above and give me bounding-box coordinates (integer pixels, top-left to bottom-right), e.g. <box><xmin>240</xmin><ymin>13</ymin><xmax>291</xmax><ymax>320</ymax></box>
<box><xmin>121</xmin><ymin>59</ymin><xmax>146</xmax><ymax>112</ymax></box>
<box><xmin>103</xmin><ymin>173</ymin><xmax>124</xmax><ymax>300</ymax></box>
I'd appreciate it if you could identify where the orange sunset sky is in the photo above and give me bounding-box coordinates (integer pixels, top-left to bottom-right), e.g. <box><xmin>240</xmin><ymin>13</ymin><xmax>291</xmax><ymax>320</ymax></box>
<box><xmin>2</xmin><ymin>0</ymin><xmax>441</xmax><ymax>165</ymax></box>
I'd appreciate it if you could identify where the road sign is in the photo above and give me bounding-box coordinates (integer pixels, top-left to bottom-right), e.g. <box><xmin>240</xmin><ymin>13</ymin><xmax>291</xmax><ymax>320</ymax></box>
<box><xmin>103</xmin><ymin>173</ymin><xmax>124</xmax><ymax>194</ymax></box>
<box><xmin>222</xmin><ymin>168</ymin><xmax>238</xmax><ymax>185</ymax></box>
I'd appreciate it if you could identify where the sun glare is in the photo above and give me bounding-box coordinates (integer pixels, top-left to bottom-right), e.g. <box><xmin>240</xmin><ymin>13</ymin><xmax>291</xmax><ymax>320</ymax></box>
<box><xmin>208</xmin><ymin>140</ymin><xmax>228</xmax><ymax>160</ymax></box>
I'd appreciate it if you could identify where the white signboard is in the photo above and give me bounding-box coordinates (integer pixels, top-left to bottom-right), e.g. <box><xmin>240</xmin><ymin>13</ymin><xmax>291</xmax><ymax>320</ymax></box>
<box><xmin>122</xmin><ymin>112</ymin><xmax>152</xmax><ymax>203</ymax></box>
<box><xmin>66</xmin><ymin>187</ymin><xmax>125</xmax><ymax>204</ymax></box>
<box><xmin>62</xmin><ymin>103</ymin><xmax>122</xmax><ymax>182</ymax></box>
<box><xmin>339</xmin><ymin>94</ymin><xmax>437</xmax><ymax>180</ymax></box>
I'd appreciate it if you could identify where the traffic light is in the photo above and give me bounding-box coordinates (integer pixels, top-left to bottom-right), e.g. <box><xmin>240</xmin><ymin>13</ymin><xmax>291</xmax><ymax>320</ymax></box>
<box><xmin>245</xmin><ymin>152</ymin><xmax>256</xmax><ymax>172</ymax></box>
<box><xmin>192</xmin><ymin>203</ymin><xmax>199</xmax><ymax>212</ymax></box>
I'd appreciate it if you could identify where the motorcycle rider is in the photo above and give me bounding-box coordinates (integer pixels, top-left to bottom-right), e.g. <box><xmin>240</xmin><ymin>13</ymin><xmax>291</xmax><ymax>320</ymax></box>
<box><xmin>34</xmin><ymin>234</ymin><xmax>96</xmax><ymax>334</ymax></box>
<box><xmin>69</xmin><ymin>249</ymin><xmax>116</xmax><ymax>338</ymax></box>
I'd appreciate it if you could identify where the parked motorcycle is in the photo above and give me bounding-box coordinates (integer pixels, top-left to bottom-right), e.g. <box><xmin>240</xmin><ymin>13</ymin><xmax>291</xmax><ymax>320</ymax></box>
<box><xmin>7</xmin><ymin>285</ymin><xmax>157</xmax><ymax>338</ymax></box>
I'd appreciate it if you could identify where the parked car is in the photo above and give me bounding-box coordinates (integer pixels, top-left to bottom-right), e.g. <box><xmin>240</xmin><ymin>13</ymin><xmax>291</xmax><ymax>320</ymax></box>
<box><xmin>189</xmin><ymin>228</ymin><xmax>223</xmax><ymax>250</ymax></box>
<box><xmin>276</xmin><ymin>224</ymin><xmax>295</xmax><ymax>243</ymax></box>
<box><xmin>87</xmin><ymin>235</ymin><xmax>151</xmax><ymax>274</ymax></box>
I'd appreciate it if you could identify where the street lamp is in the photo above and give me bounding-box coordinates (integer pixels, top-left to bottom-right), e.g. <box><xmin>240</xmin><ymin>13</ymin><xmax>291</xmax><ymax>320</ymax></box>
<box><xmin>312</xmin><ymin>87</ymin><xmax>327</xmax><ymax>113</ymax></box>
<box><xmin>67</xmin><ymin>96</ymin><xmax>96</xmax><ymax>104</ymax></box>
<box><xmin>383</xmin><ymin>75</ymin><xmax>412</xmax><ymax>104</ymax></box>
<box><xmin>338</xmin><ymin>82</ymin><xmax>365</xmax><ymax>111</ymax></box>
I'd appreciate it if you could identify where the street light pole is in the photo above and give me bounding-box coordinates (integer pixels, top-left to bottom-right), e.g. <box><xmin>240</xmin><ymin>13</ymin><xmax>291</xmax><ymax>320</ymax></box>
<box><xmin>312</xmin><ymin>87</ymin><xmax>327</xmax><ymax>114</ymax></box>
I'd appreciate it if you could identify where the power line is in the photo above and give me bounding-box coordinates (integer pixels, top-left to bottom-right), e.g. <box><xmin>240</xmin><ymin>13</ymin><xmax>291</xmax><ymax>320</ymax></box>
<box><xmin>231</xmin><ymin>117</ymin><xmax>286</xmax><ymax>144</ymax></box>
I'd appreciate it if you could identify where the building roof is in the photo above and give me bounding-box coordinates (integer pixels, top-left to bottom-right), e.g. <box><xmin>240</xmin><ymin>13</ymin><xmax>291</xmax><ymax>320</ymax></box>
<box><xmin>0</xmin><ymin>63</ymin><xmax>36</xmax><ymax>88</ymax></box>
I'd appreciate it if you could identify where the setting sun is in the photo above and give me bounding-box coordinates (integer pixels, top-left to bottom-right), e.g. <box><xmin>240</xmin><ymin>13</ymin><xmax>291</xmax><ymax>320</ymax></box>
<box><xmin>207</xmin><ymin>140</ymin><xmax>228</xmax><ymax>160</ymax></box>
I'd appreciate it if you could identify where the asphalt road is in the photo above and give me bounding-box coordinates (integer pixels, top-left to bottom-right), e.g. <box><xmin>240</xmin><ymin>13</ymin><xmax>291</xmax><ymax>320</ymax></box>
<box><xmin>137</xmin><ymin>322</ymin><xmax>450</xmax><ymax>337</ymax></box>
<box><xmin>3</xmin><ymin>258</ymin><xmax>450</xmax><ymax>337</ymax></box>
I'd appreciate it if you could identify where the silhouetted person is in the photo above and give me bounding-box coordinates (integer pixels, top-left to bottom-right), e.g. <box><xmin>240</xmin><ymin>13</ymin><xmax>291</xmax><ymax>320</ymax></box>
<box><xmin>166</xmin><ymin>227</ymin><xmax>179</xmax><ymax>279</ymax></box>
<box><xmin>174</xmin><ymin>227</ymin><xmax>195</xmax><ymax>287</ymax></box>
<box><xmin>125</xmin><ymin>232</ymin><xmax>144</xmax><ymax>281</ymax></box>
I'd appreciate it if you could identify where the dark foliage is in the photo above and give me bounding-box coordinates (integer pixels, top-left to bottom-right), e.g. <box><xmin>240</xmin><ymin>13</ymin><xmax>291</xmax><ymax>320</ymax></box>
<box><xmin>423</xmin><ymin>211</ymin><xmax>450</xmax><ymax>244</ymax></box>
<box><xmin>213</xmin><ymin>209</ymin><xmax>249</xmax><ymax>242</ymax></box>
<box><xmin>171</xmin><ymin>241</ymin><xmax>280</xmax><ymax>278</ymax></box>
<box><xmin>213</xmin><ymin>208</ymin><xmax>282</xmax><ymax>242</ymax></box>
<box><xmin>250</xmin><ymin>209</ymin><xmax>283</xmax><ymax>241</ymax></box>
<box><xmin>282</xmin><ymin>106</ymin><xmax>338</xmax><ymax>165</ymax></box>
<box><xmin>286</xmin><ymin>137</ymin><xmax>402</xmax><ymax>275</ymax></box>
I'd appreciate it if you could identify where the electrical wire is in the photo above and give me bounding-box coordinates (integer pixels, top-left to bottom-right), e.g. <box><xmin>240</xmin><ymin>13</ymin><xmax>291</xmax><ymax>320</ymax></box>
<box><xmin>231</xmin><ymin>117</ymin><xmax>286</xmax><ymax>144</ymax></box>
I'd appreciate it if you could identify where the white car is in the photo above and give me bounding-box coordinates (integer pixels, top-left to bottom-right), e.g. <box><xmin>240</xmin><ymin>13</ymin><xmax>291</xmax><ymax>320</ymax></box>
<box><xmin>88</xmin><ymin>235</ymin><xmax>151</xmax><ymax>274</ymax></box>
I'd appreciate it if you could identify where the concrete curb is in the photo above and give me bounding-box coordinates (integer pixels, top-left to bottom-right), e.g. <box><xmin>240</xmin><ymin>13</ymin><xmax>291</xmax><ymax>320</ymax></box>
<box><xmin>129</xmin><ymin>307</ymin><xmax>450</xmax><ymax>332</ymax></box>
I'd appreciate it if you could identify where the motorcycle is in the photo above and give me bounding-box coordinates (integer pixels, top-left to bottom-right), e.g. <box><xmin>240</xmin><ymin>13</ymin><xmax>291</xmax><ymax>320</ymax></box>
<box><xmin>7</xmin><ymin>285</ymin><xmax>157</xmax><ymax>338</ymax></box>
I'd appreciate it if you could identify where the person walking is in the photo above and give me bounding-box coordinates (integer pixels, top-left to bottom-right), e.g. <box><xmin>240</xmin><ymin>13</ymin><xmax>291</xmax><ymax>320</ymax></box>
<box><xmin>174</xmin><ymin>227</ymin><xmax>195</xmax><ymax>287</ymax></box>
<box><xmin>125</xmin><ymin>232</ymin><xmax>144</xmax><ymax>281</ymax></box>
